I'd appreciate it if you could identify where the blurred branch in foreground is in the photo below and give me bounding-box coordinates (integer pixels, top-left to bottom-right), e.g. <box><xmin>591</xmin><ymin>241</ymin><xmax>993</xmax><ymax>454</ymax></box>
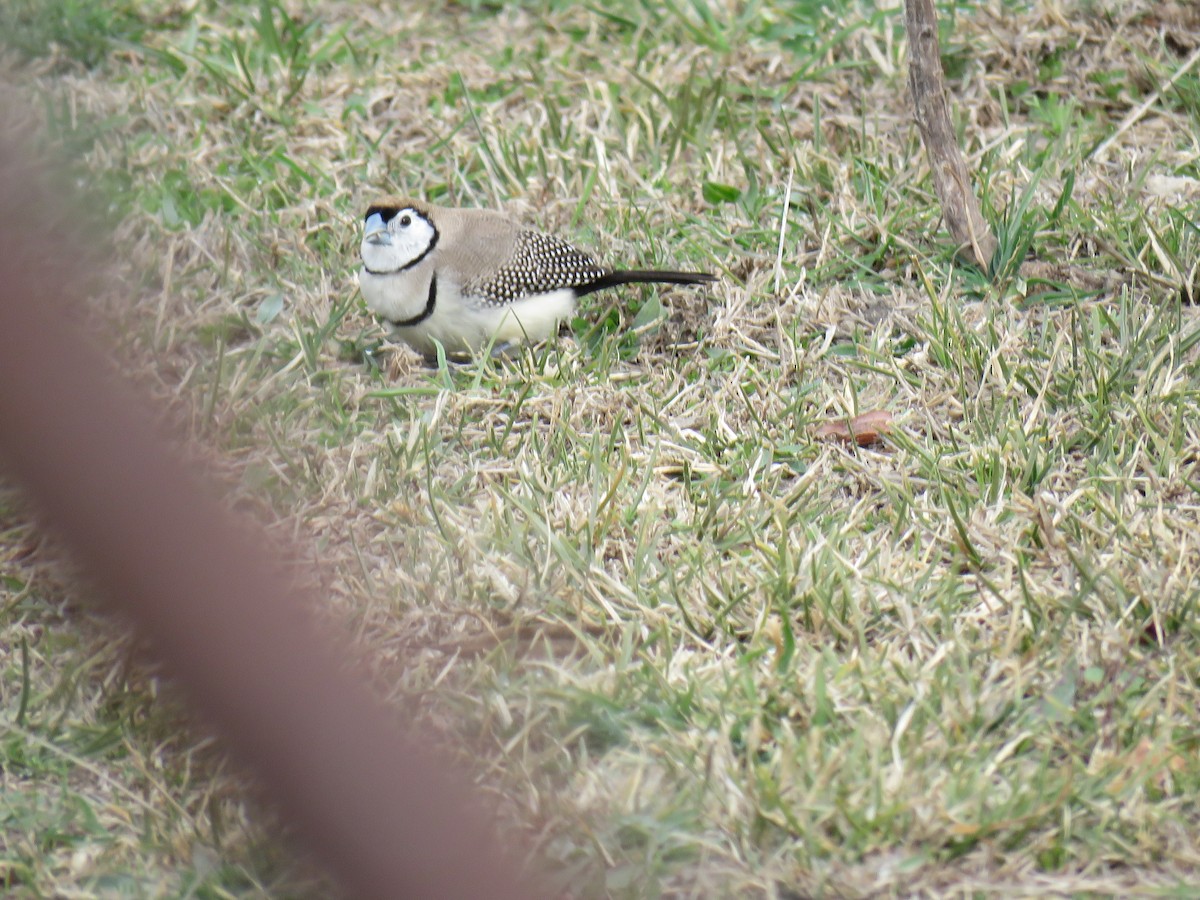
<box><xmin>0</xmin><ymin>101</ymin><xmax>543</xmax><ymax>900</ymax></box>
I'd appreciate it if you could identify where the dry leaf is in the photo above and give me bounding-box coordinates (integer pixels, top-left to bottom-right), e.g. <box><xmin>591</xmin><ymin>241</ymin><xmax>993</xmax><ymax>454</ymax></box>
<box><xmin>813</xmin><ymin>409</ymin><xmax>894</xmax><ymax>446</ymax></box>
<box><xmin>1127</xmin><ymin>737</ymin><xmax>1187</xmax><ymax>794</ymax></box>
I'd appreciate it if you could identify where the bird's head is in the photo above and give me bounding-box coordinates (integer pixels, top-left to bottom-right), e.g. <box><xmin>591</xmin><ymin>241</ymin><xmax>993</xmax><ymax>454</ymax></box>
<box><xmin>360</xmin><ymin>198</ymin><xmax>439</xmax><ymax>274</ymax></box>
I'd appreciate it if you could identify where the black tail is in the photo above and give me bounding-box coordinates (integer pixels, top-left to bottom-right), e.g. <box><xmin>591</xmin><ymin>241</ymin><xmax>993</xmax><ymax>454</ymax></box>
<box><xmin>576</xmin><ymin>269</ymin><xmax>717</xmax><ymax>298</ymax></box>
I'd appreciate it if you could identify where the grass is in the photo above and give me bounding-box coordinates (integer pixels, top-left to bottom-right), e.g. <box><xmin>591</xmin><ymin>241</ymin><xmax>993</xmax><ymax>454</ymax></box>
<box><xmin>4</xmin><ymin>0</ymin><xmax>1200</xmax><ymax>895</ymax></box>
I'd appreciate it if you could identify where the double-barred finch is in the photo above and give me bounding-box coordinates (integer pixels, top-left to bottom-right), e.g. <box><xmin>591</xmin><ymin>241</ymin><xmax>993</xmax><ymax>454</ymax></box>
<box><xmin>358</xmin><ymin>197</ymin><xmax>716</xmax><ymax>355</ymax></box>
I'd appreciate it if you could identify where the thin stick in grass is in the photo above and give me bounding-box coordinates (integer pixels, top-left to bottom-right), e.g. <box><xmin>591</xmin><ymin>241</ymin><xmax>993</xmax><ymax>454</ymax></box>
<box><xmin>904</xmin><ymin>0</ymin><xmax>998</xmax><ymax>268</ymax></box>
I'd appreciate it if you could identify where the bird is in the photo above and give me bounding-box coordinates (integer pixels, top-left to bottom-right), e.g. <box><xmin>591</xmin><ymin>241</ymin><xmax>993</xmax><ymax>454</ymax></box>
<box><xmin>358</xmin><ymin>197</ymin><xmax>716</xmax><ymax>356</ymax></box>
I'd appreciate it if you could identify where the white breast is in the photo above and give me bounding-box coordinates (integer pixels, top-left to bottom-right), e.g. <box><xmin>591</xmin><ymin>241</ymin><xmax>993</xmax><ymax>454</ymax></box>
<box><xmin>360</xmin><ymin>267</ymin><xmax>576</xmax><ymax>355</ymax></box>
<box><xmin>358</xmin><ymin>266</ymin><xmax>428</xmax><ymax>323</ymax></box>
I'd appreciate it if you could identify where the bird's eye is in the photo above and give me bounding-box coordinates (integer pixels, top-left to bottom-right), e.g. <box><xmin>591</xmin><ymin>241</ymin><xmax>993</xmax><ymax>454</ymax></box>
<box><xmin>399</xmin><ymin>215</ymin><xmax>412</xmax><ymax>227</ymax></box>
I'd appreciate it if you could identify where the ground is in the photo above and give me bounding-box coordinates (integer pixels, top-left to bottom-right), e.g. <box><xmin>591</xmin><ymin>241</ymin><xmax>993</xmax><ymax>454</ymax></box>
<box><xmin>2</xmin><ymin>0</ymin><xmax>1200</xmax><ymax>896</ymax></box>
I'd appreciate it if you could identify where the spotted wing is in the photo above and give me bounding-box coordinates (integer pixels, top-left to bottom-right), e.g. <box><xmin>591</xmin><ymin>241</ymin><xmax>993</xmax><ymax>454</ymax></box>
<box><xmin>465</xmin><ymin>230</ymin><xmax>608</xmax><ymax>307</ymax></box>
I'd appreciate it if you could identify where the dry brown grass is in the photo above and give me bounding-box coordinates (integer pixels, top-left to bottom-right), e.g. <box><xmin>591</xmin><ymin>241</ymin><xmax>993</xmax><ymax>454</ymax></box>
<box><xmin>3</xmin><ymin>0</ymin><xmax>1200</xmax><ymax>896</ymax></box>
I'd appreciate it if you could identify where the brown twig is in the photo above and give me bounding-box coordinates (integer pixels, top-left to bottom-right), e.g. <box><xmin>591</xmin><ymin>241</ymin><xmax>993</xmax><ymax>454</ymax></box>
<box><xmin>0</xmin><ymin>106</ymin><xmax>544</xmax><ymax>900</ymax></box>
<box><xmin>904</xmin><ymin>0</ymin><xmax>998</xmax><ymax>268</ymax></box>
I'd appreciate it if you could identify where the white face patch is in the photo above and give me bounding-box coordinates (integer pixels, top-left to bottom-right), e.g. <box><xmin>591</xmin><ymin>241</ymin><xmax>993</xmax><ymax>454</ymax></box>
<box><xmin>360</xmin><ymin>206</ymin><xmax>437</xmax><ymax>274</ymax></box>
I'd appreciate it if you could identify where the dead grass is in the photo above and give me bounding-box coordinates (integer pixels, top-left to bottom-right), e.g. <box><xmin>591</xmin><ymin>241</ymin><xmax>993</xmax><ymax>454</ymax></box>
<box><xmin>3</xmin><ymin>0</ymin><xmax>1200</xmax><ymax>896</ymax></box>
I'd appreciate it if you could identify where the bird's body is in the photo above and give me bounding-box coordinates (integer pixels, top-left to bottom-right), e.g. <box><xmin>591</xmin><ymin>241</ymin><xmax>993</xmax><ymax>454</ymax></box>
<box><xmin>358</xmin><ymin>197</ymin><xmax>715</xmax><ymax>355</ymax></box>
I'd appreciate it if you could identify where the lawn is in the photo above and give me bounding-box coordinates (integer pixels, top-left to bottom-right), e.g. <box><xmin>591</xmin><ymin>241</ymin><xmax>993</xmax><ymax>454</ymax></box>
<box><xmin>3</xmin><ymin>0</ymin><xmax>1200</xmax><ymax>896</ymax></box>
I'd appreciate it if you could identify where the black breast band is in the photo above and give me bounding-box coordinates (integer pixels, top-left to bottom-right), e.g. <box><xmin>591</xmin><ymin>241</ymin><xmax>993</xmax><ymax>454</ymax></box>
<box><xmin>388</xmin><ymin>274</ymin><xmax>438</xmax><ymax>329</ymax></box>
